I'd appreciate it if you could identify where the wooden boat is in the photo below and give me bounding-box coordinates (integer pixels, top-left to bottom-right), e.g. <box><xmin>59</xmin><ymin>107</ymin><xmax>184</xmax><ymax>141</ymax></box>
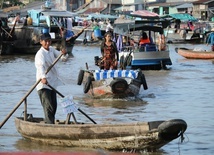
<box><xmin>175</xmin><ymin>47</ymin><xmax>214</xmax><ymax>59</ymax></box>
<box><xmin>161</xmin><ymin>13</ymin><xmax>204</xmax><ymax>44</ymax></box>
<box><xmin>77</xmin><ymin>69</ymin><xmax>148</xmax><ymax>98</ymax></box>
<box><xmin>71</xmin><ymin>26</ymin><xmax>103</xmax><ymax>46</ymax></box>
<box><xmin>0</xmin><ymin>12</ymin><xmax>15</xmax><ymax>55</ymax></box>
<box><xmin>15</xmin><ymin>116</ymin><xmax>187</xmax><ymax>151</ymax></box>
<box><xmin>6</xmin><ymin>1</ymin><xmax>75</xmax><ymax>55</ymax></box>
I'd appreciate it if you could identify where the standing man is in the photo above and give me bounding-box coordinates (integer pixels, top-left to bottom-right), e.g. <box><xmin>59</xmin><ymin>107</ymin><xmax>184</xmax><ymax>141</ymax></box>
<box><xmin>35</xmin><ymin>33</ymin><xmax>67</xmax><ymax>124</ymax></box>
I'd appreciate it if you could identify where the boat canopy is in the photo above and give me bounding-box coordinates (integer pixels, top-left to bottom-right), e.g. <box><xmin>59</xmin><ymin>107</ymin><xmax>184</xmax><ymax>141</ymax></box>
<box><xmin>113</xmin><ymin>20</ymin><xmax>168</xmax><ymax>36</ymax></box>
<box><xmin>161</xmin><ymin>13</ymin><xmax>197</xmax><ymax>22</ymax></box>
<box><xmin>130</xmin><ymin>10</ymin><xmax>159</xmax><ymax>19</ymax></box>
<box><xmin>88</xmin><ymin>13</ymin><xmax>118</xmax><ymax>20</ymax></box>
<box><xmin>28</xmin><ymin>9</ymin><xmax>76</xmax><ymax>27</ymax></box>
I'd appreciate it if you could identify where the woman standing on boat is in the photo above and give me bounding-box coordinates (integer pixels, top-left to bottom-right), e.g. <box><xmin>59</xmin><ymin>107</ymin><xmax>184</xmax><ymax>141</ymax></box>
<box><xmin>100</xmin><ymin>32</ymin><xmax>119</xmax><ymax>70</ymax></box>
<box><xmin>35</xmin><ymin>33</ymin><xmax>67</xmax><ymax>124</ymax></box>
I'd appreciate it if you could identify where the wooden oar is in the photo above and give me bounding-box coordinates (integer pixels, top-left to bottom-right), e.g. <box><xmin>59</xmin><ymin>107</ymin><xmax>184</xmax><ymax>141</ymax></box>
<box><xmin>0</xmin><ymin>53</ymin><xmax>64</xmax><ymax>129</ymax></box>
<box><xmin>47</xmin><ymin>84</ymin><xmax>97</xmax><ymax>124</ymax></box>
<box><xmin>1</xmin><ymin>27</ymin><xmax>13</xmax><ymax>38</ymax></box>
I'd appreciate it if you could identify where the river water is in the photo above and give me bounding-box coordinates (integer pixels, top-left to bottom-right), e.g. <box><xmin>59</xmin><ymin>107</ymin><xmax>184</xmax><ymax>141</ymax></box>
<box><xmin>0</xmin><ymin>44</ymin><xmax>214</xmax><ymax>155</ymax></box>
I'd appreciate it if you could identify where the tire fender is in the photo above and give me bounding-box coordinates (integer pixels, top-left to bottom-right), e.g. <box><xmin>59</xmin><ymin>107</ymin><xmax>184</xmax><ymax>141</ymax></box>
<box><xmin>77</xmin><ymin>70</ymin><xmax>84</xmax><ymax>85</ymax></box>
<box><xmin>158</xmin><ymin>119</ymin><xmax>187</xmax><ymax>141</ymax></box>
<box><xmin>84</xmin><ymin>76</ymin><xmax>92</xmax><ymax>93</ymax></box>
<box><xmin>110</xmin><ymin>78</ymin><xmax>128</xmax><ymax>94</ymax></box>
<box><xmin>83</xmin><ymin>38</ymin><xmax>87</xmax><ymax>45</ymax></box>
<box><xmin>140</xmin><ymin>73</ymin><xmax>148</xmax><ymax>90</ymax></box>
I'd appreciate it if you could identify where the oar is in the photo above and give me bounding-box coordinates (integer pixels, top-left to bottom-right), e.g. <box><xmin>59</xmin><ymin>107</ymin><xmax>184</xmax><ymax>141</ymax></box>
<box><xmin>0</xmin><ymin>53</ymin><xmax>64</xmax><ymax>129</ymax></box>
<box><xmin>1</xmin><ymin>27</ymin><xmax>13</xmax><ymax>38</ymax></box>
<box><xmin>47</xmin><ymin>84</ymin><xmax>97</xmax><ymax>124</ymax></box>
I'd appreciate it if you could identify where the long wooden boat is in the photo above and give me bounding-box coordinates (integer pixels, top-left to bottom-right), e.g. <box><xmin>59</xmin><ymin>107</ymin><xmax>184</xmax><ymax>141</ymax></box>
<box><xmin>175</xmin><ymin>47</ymin><xmax>214</xmax><ymax>59</ymax></box>
<box><xmin>15</xmin><ymin>116</ymin><xmax>187</xmax><ymax>151</ymax></box>
<box><xmin>77</xmin><ymin>69</ymin><xmax>148</xmax><ymax>98</ymax></box>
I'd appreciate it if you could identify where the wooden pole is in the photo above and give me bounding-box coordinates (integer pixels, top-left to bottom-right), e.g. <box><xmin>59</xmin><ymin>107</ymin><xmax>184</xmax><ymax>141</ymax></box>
<box><xmin>0</xmin><ymin>53</ymin><xmax>63</xmax><ymax>129</ymax></box>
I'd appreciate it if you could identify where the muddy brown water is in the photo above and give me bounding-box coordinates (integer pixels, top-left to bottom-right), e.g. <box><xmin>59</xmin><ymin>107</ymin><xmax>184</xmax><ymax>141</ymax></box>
<box><xmin>0</xmin><ymin>44</ymin><xmax>214</xmax><ymax>154</ymax></box>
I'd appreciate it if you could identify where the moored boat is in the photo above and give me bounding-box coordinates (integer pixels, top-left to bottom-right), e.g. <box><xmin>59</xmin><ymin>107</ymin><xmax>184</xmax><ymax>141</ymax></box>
<box><xmin>6</xmin><ymin>1</ymin><xmax>76</xmax><ymax>55</ymax></box>
<box><xmin>0</xmin><ymin>11</ymin><xmax>15</xmax><ymax>55</ymax></box>
<box><xmin>77</xmin><ymin>69</ymin><xmax>148</xmax><ymax>98</ymax></box>
<box><xmin>175</xmin><ymin>47</ymin><xmax>214</xmax><ymax>59</ymax></box>
<box><xmin>15</xmin><ymin>116</ymin><xmax>187</xmax><ymax>151</ymax></box>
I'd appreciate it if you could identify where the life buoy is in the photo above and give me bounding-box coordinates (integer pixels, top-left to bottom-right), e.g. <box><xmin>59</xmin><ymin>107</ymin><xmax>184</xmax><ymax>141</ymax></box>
<box><xmin>84</xmin><ymin>76</ymin><xmax>92</xmax><ymax>93</ymax></box>
<box><xmin>77</xmin><ymin>70</ymin><xmax>84</xmax><ymax>85</ymax></box>
<box><xmin>158</xmin><ymin>119</ymin><xmax>187</xmax><ymax>141</ymax></box>
<box><xmin>110</xmin><ymin>78</ymin><xmax>128</xmax><ymax>94</ymax></box>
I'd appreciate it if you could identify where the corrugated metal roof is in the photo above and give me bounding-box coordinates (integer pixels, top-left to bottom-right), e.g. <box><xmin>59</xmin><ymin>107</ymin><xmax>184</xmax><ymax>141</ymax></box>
<box><xmin>82</xmin><ymin>8</ymin><xmax>104</xmax><ymax>14</ymax></box>
<box><xmin>193</xmin><ymin>0</ymin><xmax>214</xmax><ymax>4</ymax></box>
<box><xmin>101</xmin><ymin>0</ymin><xmax>122</xmax><ymax>5</ymax></box>
<box><xmin>174</xmin><ymin>3</ymin><xmax>193</xmax><ymax>9</ymax></box>
<box><xmin>41</xmin><ymin>10</ymin><xmax>76</xmax><ymax>17</ymax></box>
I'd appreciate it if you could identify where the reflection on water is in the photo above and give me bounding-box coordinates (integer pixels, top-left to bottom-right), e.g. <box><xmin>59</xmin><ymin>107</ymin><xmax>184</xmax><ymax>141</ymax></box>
<box><xmin>15</xmin><ymin>138</ymin><xmax>167</xmax><ymax>155</ymax></box>
<box><xmin>0</xmin><ymin>44</ymin><xmax>214</xmax><ymax>154</ymax></box>
<box><xmin>82</xmin><ymin>97</ymin><xmax>148</xmax><ymax>109</ymax></box>
<box><xmin>15</xmin><ymin>138</ymin><xmax>98</xmax><ymax>153</ymax></box>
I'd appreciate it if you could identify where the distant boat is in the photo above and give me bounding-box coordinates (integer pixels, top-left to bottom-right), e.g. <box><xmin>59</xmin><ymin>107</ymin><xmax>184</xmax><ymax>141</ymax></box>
<box><xmin>175</xmin><ymin>47</ymin><xmax>214</xmax><ymax>59</ymax></box>
<box><xmin>5</xmin><ymin>1</ymin><xmax>76</xmax><ymax>55</ymax></box>
<box><xmin>114</xmin><ymin>20</ymin><xmax>172</xmax><ymax>70</ymax></box>
<box><xmin>0</xmin><ymin>11</ymin><xmax>15</xmax><ymax>55</ymax></box>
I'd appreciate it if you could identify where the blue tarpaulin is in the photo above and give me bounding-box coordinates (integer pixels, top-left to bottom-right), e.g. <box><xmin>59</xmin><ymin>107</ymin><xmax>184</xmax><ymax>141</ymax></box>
<box><xmin>206</xmin><ymin>32</ymin><xmax>214</xmax><ymax>45</ymax></box>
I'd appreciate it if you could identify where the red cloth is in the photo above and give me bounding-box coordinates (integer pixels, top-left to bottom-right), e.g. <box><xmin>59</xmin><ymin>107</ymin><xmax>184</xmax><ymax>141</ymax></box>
<box><xmin>139</xmin><ymin>38</ymin><xmax>150</xmax><ymax>45</ymax></box>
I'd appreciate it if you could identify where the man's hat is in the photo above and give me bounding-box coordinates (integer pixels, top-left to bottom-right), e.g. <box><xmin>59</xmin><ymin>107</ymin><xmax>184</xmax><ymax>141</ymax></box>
<box><xmin>40</xmin><ymin>33</ymin><xmax>51</xmax><ymax>40</ymax></box>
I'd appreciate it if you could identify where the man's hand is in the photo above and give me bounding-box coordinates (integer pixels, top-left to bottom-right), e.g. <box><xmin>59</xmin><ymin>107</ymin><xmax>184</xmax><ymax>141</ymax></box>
<box><xmin>41</xmin><ymin>78</ymin><xmax>48</xmax><ymax>84</ymax></box>
<box><xmin>61</xmin><ymin>48</ymin><xmax>67</xmax><ymax>55</ymax></box>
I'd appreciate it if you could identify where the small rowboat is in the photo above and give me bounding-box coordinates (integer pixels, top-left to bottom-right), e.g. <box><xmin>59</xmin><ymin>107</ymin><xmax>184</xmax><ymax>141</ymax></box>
<box><xmin>175</xmin><ymin>47</ymin><xmax>214</xmax><ymax>59</ymax></box>
<box><xmin>77</xmin><ymin>69</ymin><xmax>148</xmax><ymax>98</ymax></box>
<box><xmin>15</xmin><ymin>116</ymin><xmax>187</xmax><ymax>151</ymax></box>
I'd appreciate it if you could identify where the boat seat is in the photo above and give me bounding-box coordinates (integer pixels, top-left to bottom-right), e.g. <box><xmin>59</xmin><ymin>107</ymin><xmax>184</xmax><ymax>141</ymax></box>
<box><xmin>145</xmin><ymin>43</ymin><xmax>157</xmax><ymax>51</ymax></box>
<box><xmin>139</xmin><ymin>43</ymin><xmax>157</xmax><ymax>52</ymax></box>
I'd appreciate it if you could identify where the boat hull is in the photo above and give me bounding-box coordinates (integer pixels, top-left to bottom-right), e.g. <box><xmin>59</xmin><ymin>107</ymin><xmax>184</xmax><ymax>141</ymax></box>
<box><xmin>15</xmin><ymin>117</ymin><xmax>187</xmax><ymax>151</ymax></box>
<box><xmin>119</xmin><ymin>47</ymin><xmax>172</xmax><ymax>70</ymax></box>
<box><xmin>78</xmin><ymin>70</ymin><xmax>148</xmax><ymax>98</ymax></box>
<box><xmin>176</xmin><ymin>48</ymin><xmax>214</xmax><ymax>59</ymax></box>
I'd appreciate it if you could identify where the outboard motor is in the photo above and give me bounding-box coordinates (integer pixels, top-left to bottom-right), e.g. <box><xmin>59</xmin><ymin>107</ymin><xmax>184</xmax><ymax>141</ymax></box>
<box><xmin>94</xmin><ymin>56</ymin><xmax>100</xmax><ymax>66</ymax></box>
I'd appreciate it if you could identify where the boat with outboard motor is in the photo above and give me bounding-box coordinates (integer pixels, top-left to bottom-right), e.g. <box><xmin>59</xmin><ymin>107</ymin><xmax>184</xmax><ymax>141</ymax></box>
<box><xmin>113</xmin><ymin>20</ymin><xmax>172</xmax><ymax>70</ymax></box>
<box><xmin>77</xmin><ymin>68</ymin><xmax>148</xmax><ymax>98</ymax></box>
